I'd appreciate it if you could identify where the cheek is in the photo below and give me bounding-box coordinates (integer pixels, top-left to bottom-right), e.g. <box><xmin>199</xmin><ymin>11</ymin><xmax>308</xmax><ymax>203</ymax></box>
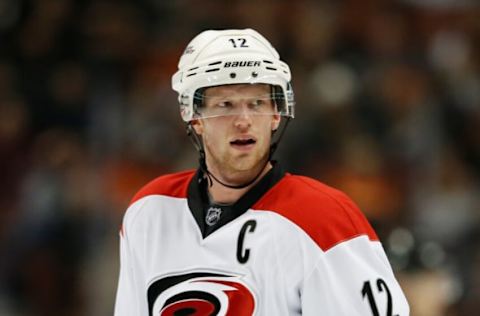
<box><xmin>263</xmin><ymin>118</ymin><xmax>278</xmax><ymax>138</ymax></box>
<box><xmin>255</xmin><ymin>124</ymin><xmax>273</xmax><ymax>147</ymax></box>
<box><xmin>202</xmin><ymin>122</ymin><xmax>226</xmax><ymax>146</ymax></box>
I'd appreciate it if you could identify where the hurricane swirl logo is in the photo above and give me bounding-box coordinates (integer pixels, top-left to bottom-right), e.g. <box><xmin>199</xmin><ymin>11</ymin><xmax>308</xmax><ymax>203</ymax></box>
<box><xmin>148</xmin><ymin>272</ymin><xmax>256</xmax><ymax>316</ymax></box>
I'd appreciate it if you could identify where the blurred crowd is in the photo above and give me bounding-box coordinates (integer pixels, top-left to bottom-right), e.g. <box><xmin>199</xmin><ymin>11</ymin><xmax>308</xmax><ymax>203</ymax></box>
<box><xmin>0</xmin><ymin>0</ymin><xmax>479</xmax><ymax>315</ymax></box>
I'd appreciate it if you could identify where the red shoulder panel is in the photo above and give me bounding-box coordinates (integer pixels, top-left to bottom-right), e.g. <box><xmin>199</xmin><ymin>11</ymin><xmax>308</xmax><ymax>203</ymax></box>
<box><xmin>252</xmin><ymin>174</ymin><xmax>378</xmax><ymax>251</ymax></box>
<box><xmin>129</xmin><ymin>170</ymin><xmax>195</xmax><ymax>205</ymax></box>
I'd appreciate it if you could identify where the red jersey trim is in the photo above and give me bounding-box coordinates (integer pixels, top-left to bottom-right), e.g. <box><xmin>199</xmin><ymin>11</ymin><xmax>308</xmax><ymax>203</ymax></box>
<box><xmin>129</xmin><ymin>170</ymin><xmax>195</xmax><ymax>205</ymax></box>
<box><xmin>252</xmin><ymin>174</ymin><xmax>378</xmax><ymax>251</ymax></box>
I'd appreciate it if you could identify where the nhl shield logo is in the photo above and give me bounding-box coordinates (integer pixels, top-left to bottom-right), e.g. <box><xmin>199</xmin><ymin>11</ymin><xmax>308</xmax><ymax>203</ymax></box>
<box><xmin>206</xmin><ymin>207</ymin><xmax>222</xmax><ymax>226</ymax></box>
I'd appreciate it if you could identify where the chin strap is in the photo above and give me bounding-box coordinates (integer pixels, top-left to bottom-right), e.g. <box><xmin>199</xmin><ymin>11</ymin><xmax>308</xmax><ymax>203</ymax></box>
<box><xmin>187</xmin><ymin>117</ymin><xmax>291</xmax><ymax>190</ymax></box>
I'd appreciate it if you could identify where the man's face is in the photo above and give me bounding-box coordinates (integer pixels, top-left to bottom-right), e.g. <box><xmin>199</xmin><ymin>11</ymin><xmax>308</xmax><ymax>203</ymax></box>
<box><xmin>192</xmin><ymin>84</ymin><xmax>281</xmax><ymax>180</ymax></box>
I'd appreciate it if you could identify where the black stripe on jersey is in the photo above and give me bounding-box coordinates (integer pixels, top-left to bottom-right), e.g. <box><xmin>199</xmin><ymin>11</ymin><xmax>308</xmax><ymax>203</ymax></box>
<box><xmin>147</xmin><ymin>272</ymin><xmax>227</xmax><ymax>316</ymax></box>
<box><xmin>187</xmin><ymin>161</ymin><xmax>285</xmax><ymax>238</ymax></box>
<box><xmin>162</xmin><ymin>291</ymin><xmax>220</xmax><ymax>314</ymax></box>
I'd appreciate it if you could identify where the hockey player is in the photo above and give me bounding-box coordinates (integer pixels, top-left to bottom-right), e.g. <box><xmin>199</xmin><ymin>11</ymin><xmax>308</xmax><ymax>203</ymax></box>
<box><xmin>114</xmin><ymin>29</ymin><xmax>410</xmax><ymax>315</ymax></box>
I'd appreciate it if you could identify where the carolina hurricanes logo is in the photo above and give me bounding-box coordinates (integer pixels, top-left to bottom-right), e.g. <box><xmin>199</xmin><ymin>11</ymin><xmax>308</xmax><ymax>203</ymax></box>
<box><xmin>148</xmin><ymin>272</ymin><xmax>256</xmax><ymax>316</ymax></box>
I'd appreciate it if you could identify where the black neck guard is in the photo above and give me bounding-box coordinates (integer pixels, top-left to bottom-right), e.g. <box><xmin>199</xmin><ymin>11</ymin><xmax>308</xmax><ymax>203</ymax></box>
<box><xmin>187</xmin><ymin>161</ymin><xmax>285</xmax><ymax>238</ymax></box>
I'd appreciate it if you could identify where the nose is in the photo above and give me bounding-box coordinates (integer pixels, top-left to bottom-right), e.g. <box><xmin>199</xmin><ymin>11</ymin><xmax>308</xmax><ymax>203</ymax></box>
<box><xmin>233</xmin><ymin>104</ymin><xmax>252</xmax><ymax>130</ymax></box>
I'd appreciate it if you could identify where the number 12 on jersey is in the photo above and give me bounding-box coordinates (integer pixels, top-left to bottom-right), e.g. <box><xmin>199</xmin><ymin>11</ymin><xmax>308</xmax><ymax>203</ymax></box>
<box><xmin>362</xmin><ymin>278</ymin><xmax>399</xmax><ymax>316</ymax></box>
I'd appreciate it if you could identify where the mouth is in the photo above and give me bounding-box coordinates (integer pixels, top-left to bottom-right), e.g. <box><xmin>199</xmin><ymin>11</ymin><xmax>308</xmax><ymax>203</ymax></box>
<box><xmin>230</xmin><ymin>137</ymin><xmax>257</xmax><ymax>150</ymax></box>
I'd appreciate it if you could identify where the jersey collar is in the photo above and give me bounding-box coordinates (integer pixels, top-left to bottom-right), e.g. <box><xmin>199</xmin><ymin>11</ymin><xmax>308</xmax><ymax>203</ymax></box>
<box><xmin>187</xmin><ymin>162</ymin><xmax>285</xmax><ymax>238</ymax></box>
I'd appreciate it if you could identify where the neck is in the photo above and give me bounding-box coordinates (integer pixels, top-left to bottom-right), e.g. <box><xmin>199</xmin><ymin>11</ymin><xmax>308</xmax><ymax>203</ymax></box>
<box><xmin>206</xmin><ymin>161</ymin><xmax>273</xmax><ymax>204</ymax></box>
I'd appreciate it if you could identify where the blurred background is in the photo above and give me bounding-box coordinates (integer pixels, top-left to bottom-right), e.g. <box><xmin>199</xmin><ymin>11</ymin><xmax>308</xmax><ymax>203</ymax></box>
<box><xmin>0</xmin><ymin>0</ymin><xmax>479</xmax><ymax>315</ymax></box>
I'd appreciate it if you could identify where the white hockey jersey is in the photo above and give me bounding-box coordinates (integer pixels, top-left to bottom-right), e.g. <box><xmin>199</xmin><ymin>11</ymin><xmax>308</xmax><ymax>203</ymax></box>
<box><xmin>114</xmin><ymin>164</ymin><xmax>409</xmax><ymax>315</ymax></box>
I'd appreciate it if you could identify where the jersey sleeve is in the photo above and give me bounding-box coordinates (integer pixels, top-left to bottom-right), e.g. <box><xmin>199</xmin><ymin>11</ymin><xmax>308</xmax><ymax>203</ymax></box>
<box><xmin>257</xmin><ymin>175</ymin><xmax>409</xmax><ymax>315</ymax></box>
<box><xmin>301</xmin><ymin>236</ymin><xmax>410</xmax><ymax>315</ymax></box>
<box><xmin>114</xmin><ymin>202</ymin><xmax>149</xmax><ymax>316</ymax></box>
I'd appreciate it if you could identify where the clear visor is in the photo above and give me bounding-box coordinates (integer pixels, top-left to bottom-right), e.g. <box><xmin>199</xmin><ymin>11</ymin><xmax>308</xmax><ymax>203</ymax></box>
<box><xmin>192</xmin><ymin>91</ymin><xmax>285</xmax><ymax>119</ymax></box>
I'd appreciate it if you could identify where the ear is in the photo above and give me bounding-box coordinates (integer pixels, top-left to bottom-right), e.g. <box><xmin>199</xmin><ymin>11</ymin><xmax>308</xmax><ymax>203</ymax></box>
<box><xmin>271</xmin><ymin>114</ymin><xmax>281</xmax><ymax>131</ymax></box>
<box><xmin>190</xmin><ymin>119</ymin><xmax>204</xmax><ymax>135</ymax></box>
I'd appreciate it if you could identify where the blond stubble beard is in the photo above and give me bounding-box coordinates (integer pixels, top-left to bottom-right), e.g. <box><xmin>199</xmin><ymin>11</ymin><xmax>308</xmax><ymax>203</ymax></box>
<box><xmin>203</xmin><ymin>135</ymin><xmax>271</xmax><ymax>186</ymax></box>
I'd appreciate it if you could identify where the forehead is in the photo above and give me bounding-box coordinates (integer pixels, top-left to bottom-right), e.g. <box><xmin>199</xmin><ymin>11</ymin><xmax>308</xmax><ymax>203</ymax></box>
<box><xmin>203</xmin><ymin>84</ymin><xmax>270</xmax><ymax>98</ymax></box>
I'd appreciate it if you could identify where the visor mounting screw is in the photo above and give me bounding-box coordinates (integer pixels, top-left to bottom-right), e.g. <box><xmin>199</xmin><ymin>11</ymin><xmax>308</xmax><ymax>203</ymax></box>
<box><xmin>252</xmin><ymin>71</ymin><xmax>258</xmax><ymax>78</ymax></box>
<box><xmin>230</xmin><ymin>72</ymin><xmax>236</xmax><ymax>78</ymax></box>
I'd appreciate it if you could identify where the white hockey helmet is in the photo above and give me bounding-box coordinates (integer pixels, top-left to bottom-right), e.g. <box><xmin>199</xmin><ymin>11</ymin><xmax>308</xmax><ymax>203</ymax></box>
<box><xmin>171</xmin><ymin>28</ymin><xmax>295</xmax><ymax>122</ymax></box>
